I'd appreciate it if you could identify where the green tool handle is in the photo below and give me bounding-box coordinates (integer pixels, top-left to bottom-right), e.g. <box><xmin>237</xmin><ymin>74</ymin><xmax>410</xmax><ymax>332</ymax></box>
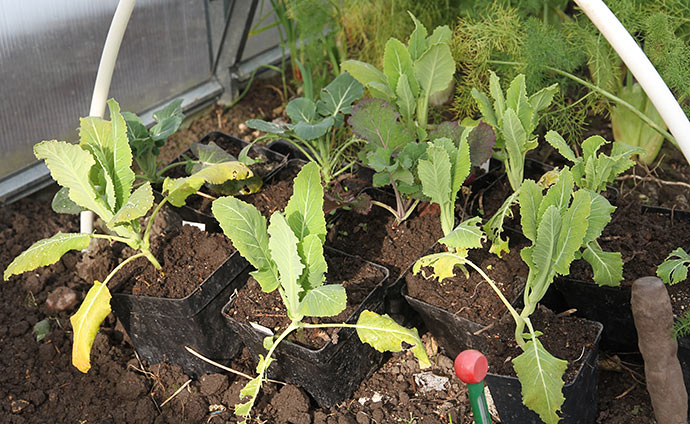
<box><xmin>467</xmin><ymin>382</ymin><xmax>492</xmax><ymax>424</ymax></box>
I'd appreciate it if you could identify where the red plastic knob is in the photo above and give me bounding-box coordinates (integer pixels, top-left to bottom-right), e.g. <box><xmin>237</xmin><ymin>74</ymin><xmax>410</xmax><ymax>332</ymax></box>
<box><xmin>454</xmin><ymin>350</ymin><xmax>488</xmax><ymax>384</ymax></box>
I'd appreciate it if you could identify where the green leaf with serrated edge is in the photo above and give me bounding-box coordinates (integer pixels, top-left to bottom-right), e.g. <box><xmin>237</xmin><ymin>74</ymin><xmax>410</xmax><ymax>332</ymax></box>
<box><xmin>235</xmin><ymin>354</ymin><xmax>274</xmax><ymax>417</ymax></box>
<box><xmin>484</xmin><ymin>190</ymin><xmax>520</xmax><ymax>257</ymax></box>
<box><xmin>439</xmin><ymin>217</ymin><xmax>485</xmax><ymax>251</ymax></box>
<box><xmin>357</xmin><ymin>310</ymin><xmax>430</xmax><ymax>369</ymax></box>
<box><xmin>52</xmin><ymin>187</ymin><xmax>83</xmax><ymax>214</ymax></box>
<box><xmin>538</xmin><ymin>168</ymin><xmax>574</xmax><ymax>220</ymax></box>
<box><xmin>70</xmin><ymin>280</ymin><xmax>111</xmax><ymax>373</ymax></box>
<box><xmin>657</xmin><ymin>248</ymin><xmax>690</xmax><ymax>285</ymax></box>
<box><xmin>122</xmin><ymin>111</ymin><xmax>149</xmax><ymax>142</ymax></box>
<box><xmin>502</xmin><ymin>108</ymin><xmax>526</xmax><ymax>190</ymax></box>
<box><xmin>384</xmin><ymin>38</ymin><xmax>418</xmax><ymax>96</ymax></box>
<box><xmin>488</xmin><ymin>71</ymin><xmax>505</xmax><ymax>124</ymax></box>
<box><xmin>414</xmin><ymin>43</ymin><xmax>454</xmax><ymax>99</ymax></box>
<box><xmin>108</xmin><ymin>182</ymin><xmax>154</xmax><ymax>227</ymax></box>
<box><xmin>505</xmin><ymin>74</ymin><xmax>533</xmax><ymax>133</ymax></box>
<box><xmin>284</xmin><ymin>162</ymin><xmax>326</xmax><ymax>241</ymax></box>
<box><xmin>426</xmin><ymin>25</ymin><xmax>452</xmax><ymax>46</ymax></box>
<box><xmin>545</xmin><ymin>131</ymin><xmax>577</xmax><ymax>163</ymax></box>
<box><xmin>413</xmin><ymin>252</ymin><xmax>468</xmax><ymax>282</ymax></box>
<box><xmin>452</xmin><ymin>129</ymin><xmax>472</xmax><ymax>198</ymax></box>
<box><xmin>267</xmin><ymin>212</ymin><xmax>304</xmax><ymax>320</ymax></box>
<box><xmin>396</xmin><ymin>74</ymin><xmax>416</xmax><ymax>123</ymax></box>
<box><xmin>531</xmin><ymin>205</ymin><xmax>561</xmax><ymax>276</ymax></box>
<box><xmin>583</xmin><ymin>192</ymin><xmax>615</xmax><ymax>244</ymax></box>
<box><xmin>4</xmin><ymin>232</ymin><xmax>92</xmax><ymax>280</ymax></box>
<box><xmin>471</xmin><ymin>88</ymin><xmax>497</xmax><ymax>127</ymax></box>
<box><xmin>519</xmin><ymin>180</ymin><xmax>543</xmax><ymax>243</ymax></box>
<box><xmin>581</xmin><ymin>135</ymin><xmax>607</xmax><ymax>160</ymax></box>
<box><xmin>418</xmin><ymin>141</ymin><xmax>452</xmax><ymax>233</ymax></box>
<box><xmin>528</xmin><ymin>83</ymin><xmax>558</xmax><ymax>113</ymax></box>
<box><xmin>34</xmin><ymin>140</ymin><xmax>113</xmax><ymax>222</ymax></box>
<box><xmin>80</xmin><ymin>100</ymin><xmax>135</xmax><ymax>211</ymax></box>
<box><xmin>212</xmin><ymin>197</ymin><xmax>280</xmax><ymax>292</ymax></box>
<box><xmin>79</xmin><ymin>116</ymin><xmax>117</xmax><ymax>210</ymax></box>
<box><xmin>582</xmin><ymin>243</ymin><xmax>623</xmax><ymax>287</ymax></box>
<box><xmin>349</xmin><ymin>98</ymin><xmax>415</xmax><ymax>152</ymax></box>
<box><xmin>298</xmin><ymin>234</ymin><xmax>327</xmax><ymax>291</ymax></box>
<box><xmin>513</xmin><ymin>338</ymin><xmax>567</xmax><ymax>424</ymax></box>
<box><xmin>553</xmin><ymin>190</ymin><xmax>590</xmax><ymax>275</ymax></box>
<box><xmin>293</xmin><ymin>116</ymin><xmax>335</xmax><ymax>141</ymax></box>
<box><xmin>246</xmin><ymin>119</ymin><xmax>285</xmax><ymax>134</ymax></box>
<box><xmin>407</xmin><ymin>12</ymin><xmax>428</xmax><ymax>60</ymax></box>
<box><xmin>610</xmin><ymin>142</ymin><xmax>644</xmax><ymax>178</ymax></box>
<box><xmin>286</xmin><ymin>97</ymin><xmax>317</xmax><ymax>124</ymax></box>
<box><xmin>163</xmin><ymin>161</ymin><xmax>252</xmax><ymax>207</ymax></box>
<box><xmin>316</xmin><ymin>72</ymin><xmax>364</xmax><ymax>117</ymax></box>
<box><xmin>297</xmin><ymin>284</ymin><xmax>347</xmax><ymax>317</ymax></box>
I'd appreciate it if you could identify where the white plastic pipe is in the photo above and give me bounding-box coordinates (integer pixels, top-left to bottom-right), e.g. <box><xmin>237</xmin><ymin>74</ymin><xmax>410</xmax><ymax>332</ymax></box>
<box><xmin>80</xmin><ymin>0</ymin><xmax>136</xmax><ymax>234</ymax></box>
<box><xmin>574</xmin><ymin>0</ymin><xmax>690</xmax><ymax>166</ymax></box>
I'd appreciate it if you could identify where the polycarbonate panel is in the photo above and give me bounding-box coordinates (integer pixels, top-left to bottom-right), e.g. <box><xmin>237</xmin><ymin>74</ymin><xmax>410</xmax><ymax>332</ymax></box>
<box><xmin>0</xmin><ymin>0</ymin><xmax>210</xmax><ymax>179</ymax></box>
<box><xmin>240</xmin><ymin>1</ymin><xmax>281</xmax><ymax>62</ymax></box>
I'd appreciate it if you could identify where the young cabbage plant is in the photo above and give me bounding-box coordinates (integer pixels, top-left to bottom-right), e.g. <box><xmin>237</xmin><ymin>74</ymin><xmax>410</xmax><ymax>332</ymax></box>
<box><xmin>122</xmin><ymin>98</ymin><xmax>184</xmax><ymax>183</ymax></box>
<box><xmin>417</xmin><ymin>123</ymin><xmax>495</xmax><ymax>236</ymax></box>
<box><xmin>246</xmin><ymin>72</ymin><xmax>364</xmax><ymax>185</ymax></box>
<box><xmin>342</xmin><ymin>12</ymin><xmax>455</xmax><ymax>135</ymax></box>
<box><xmin>212</xmin><ymin>162</ymin><xmax>430</xmax><ymax>419</ymax></box>
<box><xmin>414</xmin><ymin>168</ymin><xmax>608</xmax><ymax>424</ymax></box>
<box><xmin>348</xmin><ymin>98</ymin><xmax>425</xmax><ymax>225</ymax></box>
<box><xmin>610</xmin><ymin>76</ymin><xmax>667</xmax><ymax>165</ymax></box>
<box><xmin>546</xmin><ymin>131</ymin><xmax>645</xmax><ymax>286</ymax></box>
<box><xmin>657</xmin><ymin>248</ymin><xmax>690</xmax><ymax>339</ymax></box>
<box><xmin>545</xmin><ymin>131</ymin><xmax>643</xmax><ymax>194</ymax></box>
<box><xmin>3</xmin><ymin>99</ymin><xmax>252</xmax><ymax>373</ymax></box>
<box><xmin>472</xmin><ymin>72</ymin><xmax>558</xmax><ymax>256</ymax></box>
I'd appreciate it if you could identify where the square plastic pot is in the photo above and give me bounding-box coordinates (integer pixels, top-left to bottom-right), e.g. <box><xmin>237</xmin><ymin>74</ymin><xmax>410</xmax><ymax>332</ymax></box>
<box><xmin>111</xmin><ymin>251</ymin><xmax>250</xmax><ymax>378</ymax></box>
<box><xmin>156</xmin><ymin>131</ymin><xmax>288</xmax><ymax>233</ymax></box>
<box><xmin>221</xmin><ymin>248</ymin><xmax>391</xmax><ymax>408</ymax></box>
<box><xmin>484</xmin><ymin>321</ymin><xmax>603</xmax><ymax>424</ymax></box>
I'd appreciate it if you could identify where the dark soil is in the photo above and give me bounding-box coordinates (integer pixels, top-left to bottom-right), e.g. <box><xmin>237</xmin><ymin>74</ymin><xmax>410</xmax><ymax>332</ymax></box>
<box><xmin>406</xmin><ymin>242</ymin><xmax>528</xmax><ymax>325</ymax></box>
<box><xmin>328</xmin><ymin>192</ymin><xmax>444</xmax><ymax>279</ymax></box>
<box><xmin>229</xmin><ymin>252</ymin><xmax>386</xmax><ymax>350</ymax></box>
<box><xmin>111</xmin><ymin>225</ymin><xmax>236</xmax><ymax>299</ymax></box>
<box><xmin>568</xmin><ymin>197</ymin><xmax>690</xmax><ymax>287</ymax></box>
<box><xmin>479</xmin><ymin>307</ymin><xmax>600</xmax><ymax>382</ymax></box>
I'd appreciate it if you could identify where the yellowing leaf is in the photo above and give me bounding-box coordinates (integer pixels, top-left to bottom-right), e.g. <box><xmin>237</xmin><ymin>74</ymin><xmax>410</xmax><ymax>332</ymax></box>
<box><xmin>356</xmin><ymin>310</ymin><xmax>430</xmax><ymax>369</ymax></box>
<box><xmin>413</xmin><ymin>252</ymin><xmax>468</xmax><ymax>282</ymax></box>
<box><xmin>70</xmin><ymin>281</ymin><xmax>112</xmax><ymax>373</ymax></box>
<box><xmin>164</xmin><ymin>161</ymin><xmax>252</xmax><ymax>207</ymax></box>
<box><xmin>4</xmin><ymin>232</ymin><xmax>91</xmax><ymax>280</ymax></box>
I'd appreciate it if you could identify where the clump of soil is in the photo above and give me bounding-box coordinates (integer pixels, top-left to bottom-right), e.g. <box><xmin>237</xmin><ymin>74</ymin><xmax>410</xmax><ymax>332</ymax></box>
<box><xmin>229</xmin><ymin>252</ymin><xmax>386</xmax><ymax>349</ymax></box>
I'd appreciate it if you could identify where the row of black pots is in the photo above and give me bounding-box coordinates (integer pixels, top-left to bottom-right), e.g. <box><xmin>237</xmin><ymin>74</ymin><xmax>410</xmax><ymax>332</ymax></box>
<box><xmin>110</xmin><ymin>135</ymin><xmax>606</xmax><ymax>420</ymax></box>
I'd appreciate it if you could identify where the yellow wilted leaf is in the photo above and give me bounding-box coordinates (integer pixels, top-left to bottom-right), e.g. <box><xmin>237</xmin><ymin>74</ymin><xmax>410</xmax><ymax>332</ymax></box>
<box><xmin>70</xmin><ymin>281</ymin><xmax>112</xmax><ymax>373</ymax></box>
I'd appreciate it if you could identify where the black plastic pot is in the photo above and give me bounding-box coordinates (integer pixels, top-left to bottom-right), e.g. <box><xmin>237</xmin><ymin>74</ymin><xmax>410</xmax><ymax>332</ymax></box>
<box><xmin>221</xmin><ymin>248</ymin><xmax>391</xmax><ymax>408</ymax></box>
<box><xmin>554</xmin><ymin>278</ymin><xmax>636</xmax><ymax>350</ymax></box>
<box><xmin>484</xmin><ymin>321</ymin><xmax>603</xmax><ymax>424</ymax></box>
<box><xmin>401</xmin><ymin>266</ymin><xmax>524</xmax><ymax>357</ymax></box>
<box><xmin>157</xmin><ymin>131</ymin><xmax>289</xmax><ymax>233</ymax></box>
<box><xmin>111</xmin><ymin>251</ymin><xmax>250</xmax><ymax>378</ymax></box>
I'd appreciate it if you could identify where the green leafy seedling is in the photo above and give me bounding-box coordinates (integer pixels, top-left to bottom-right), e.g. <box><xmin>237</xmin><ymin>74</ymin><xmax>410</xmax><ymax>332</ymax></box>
<box><xmin>247</xmin><ymin>72</ymin><xmax>364</xmax><ymax>185</ymax></box>
<box><xmin>657</xmin><ymin>247</ymin><xmax>690</xmax><ymax>285</ymax></box>
<box><xmin>212</xmin><ymin>162</ymin><xmax>430</xmax><ymax>419</ymax></box>
<box><xmin>472</xmin><ymin>72</ymin><xmax>558</xmax><ymax>256</ymax></box>
<box><xmin>342</xmin><ymin>12</ymin><xmax>455</xmax><ymax>134</ymax></box>
<box><xmin>4</xmin><ymin>99</ymin><xmax>251</xmax><ymax>373</ymax></box>
<box><xmin>123</xmin><ymin>99</ymin><xmax>184</xmax><ymax>183</ymax></box>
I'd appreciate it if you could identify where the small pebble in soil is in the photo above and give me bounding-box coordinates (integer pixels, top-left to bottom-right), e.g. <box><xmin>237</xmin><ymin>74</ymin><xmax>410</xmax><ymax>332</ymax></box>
<box><xmin>45</xmin><ymin>286</ymin><xmax>78</xmax><ymax>312</ymax></box>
